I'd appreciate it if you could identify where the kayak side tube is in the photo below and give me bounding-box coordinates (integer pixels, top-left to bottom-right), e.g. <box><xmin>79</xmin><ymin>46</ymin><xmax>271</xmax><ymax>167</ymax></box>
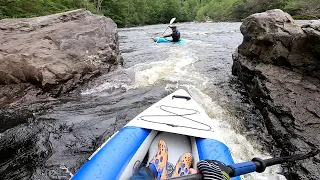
<box><xmin>196</xmin><ymin>138</ymin><xmax>241</xmax><ymax>180</ymax></box>
<box><xmin>72</xmin><ymin>126</ymin><xmax>155</xmax><ymax>180</ymax></box>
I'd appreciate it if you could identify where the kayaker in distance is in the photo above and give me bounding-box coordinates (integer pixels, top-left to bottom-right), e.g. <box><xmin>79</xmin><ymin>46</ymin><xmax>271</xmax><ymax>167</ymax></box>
<box><xmin>162</xmin><ymin>25</ymin><xmax>180</xmax><ymax>42</ymax></box>
<box><xmin>130</xmin><ymin>140</ymin><xmax>230</xmax><ymax>180</ymax></box>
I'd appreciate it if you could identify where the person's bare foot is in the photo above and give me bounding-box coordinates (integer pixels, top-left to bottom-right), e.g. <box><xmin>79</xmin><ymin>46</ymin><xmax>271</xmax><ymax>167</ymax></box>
<box><xmin>171</xmin><ymin>153</ymin><xmax>193</xmax><ymax>177</ymax></box>
<box><xmin>189</xmin><ymin>168</ymin><xmax>197</xmax><ymax>174</ymax></box>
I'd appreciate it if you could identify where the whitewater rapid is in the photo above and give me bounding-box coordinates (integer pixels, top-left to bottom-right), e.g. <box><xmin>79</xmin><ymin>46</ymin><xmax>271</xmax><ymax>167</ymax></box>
<box><xmin>80</xmin><ymin>22</ymin><xmax>286</xmax><ymax>180</ymax></box>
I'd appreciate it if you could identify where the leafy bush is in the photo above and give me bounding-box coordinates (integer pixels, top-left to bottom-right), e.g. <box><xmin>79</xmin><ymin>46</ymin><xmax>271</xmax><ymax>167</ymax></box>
<box><xmin>0</xmin><ymin>0</ymin><xmax>318</xmax><ymax>26</ymax></box>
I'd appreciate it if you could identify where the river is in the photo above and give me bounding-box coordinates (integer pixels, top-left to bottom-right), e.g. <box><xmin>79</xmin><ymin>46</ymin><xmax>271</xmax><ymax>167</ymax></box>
<box><xmin>0</xmin><ymin>22</ymin><xmax>286</xmax><ymax>180</ymax></box>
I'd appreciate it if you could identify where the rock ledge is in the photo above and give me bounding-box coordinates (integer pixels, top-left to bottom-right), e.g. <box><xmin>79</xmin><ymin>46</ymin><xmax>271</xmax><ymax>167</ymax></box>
<box><xmin>232</xmin><ymin>9</ymin><xmax>320</xmax><ymax>180</ymax></box>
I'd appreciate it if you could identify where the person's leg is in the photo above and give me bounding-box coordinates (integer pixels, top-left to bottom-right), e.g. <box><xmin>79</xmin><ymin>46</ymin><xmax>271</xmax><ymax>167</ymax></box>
<box><xmin>130</xmin><ymin>167</ymin><xmax>155</xmax><ymax>180</ymax></box>
<box><xmin>149</xmin><ymin>140</ymin><xmax>169</xmax><ymax>180</ymax></box>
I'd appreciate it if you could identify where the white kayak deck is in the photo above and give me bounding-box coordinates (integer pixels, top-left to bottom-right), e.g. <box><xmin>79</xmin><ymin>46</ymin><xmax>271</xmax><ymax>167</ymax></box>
<box><xmin>126</xmin><ymin>89</ymin><xmax>225</xmax><ymax>143</ymax></box>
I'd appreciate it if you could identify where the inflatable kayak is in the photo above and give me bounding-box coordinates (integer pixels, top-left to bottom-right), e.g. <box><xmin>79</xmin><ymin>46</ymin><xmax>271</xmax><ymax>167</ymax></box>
<box><xmin>152</xmin><ymin>37</ymin><xmax>186</xmax><ymax>45</ymax></box>
<box><xmin>72</xmin><ymin>89</ymin><xmax>241</xmax><ymax>180</ymax></box>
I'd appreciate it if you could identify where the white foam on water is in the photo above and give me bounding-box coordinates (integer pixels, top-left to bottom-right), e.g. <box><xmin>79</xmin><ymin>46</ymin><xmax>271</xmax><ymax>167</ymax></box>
<box><xmin>60</xmin><ymin>164</ymin><xmax>73</xmax><ymax>177</ymax></box>
<box><xmin>81</xmin><ymin>81</ymin><xmax>134</xmax><ymax>96</ymax></box>
<box><xmin>133</xmin><ymin>47</ymin><xmax>207</xmax><ymax>88</ymax></box>
<box><xmin>80</xmin><ymin>47</ymin><xmax>200</xmax><ymax>95</ymax></box>
<box><xmin>81</xmin><ymin>44</ymin><xmax>205</xmax><ymax>95</ymax></box>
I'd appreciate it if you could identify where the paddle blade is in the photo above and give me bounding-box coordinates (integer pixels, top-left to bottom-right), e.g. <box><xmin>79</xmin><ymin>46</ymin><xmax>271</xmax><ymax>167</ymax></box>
<box><xmin>170</xmin><ymin>18</ymin><xmax>176</xmax><ymax>25</ymax></box>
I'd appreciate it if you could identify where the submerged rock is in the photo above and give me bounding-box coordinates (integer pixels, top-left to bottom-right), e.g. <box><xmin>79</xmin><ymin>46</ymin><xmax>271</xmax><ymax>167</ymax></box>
<box><xmin>0</xmin><ymin>9</ymin><xmax>123</xmax><ymax>107</ymax></box>
<box><xmin>233</xmin><ymin>9</ymin><xmax>320</xmax><ymax>180</ymax></box>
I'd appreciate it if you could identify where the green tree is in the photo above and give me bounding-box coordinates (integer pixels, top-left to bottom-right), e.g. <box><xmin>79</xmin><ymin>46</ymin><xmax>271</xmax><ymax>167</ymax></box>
<box><xmin>233</xmin><ymin>0</ymin><xmax>287</xmax><ymax>20</ymax></box>
<box><xmin>1</xmin><ymin>0</ymin><xmax>318</xmax><ymax>26</ymax></box>
<box><xmin>283</xmin><ymin>0</ymin><xmax>320</xmax><ymax>19</ymax></box>
<box><xmin>0</xmin><ymin>0</ymin><xmax>90</xmax><ymax>19</ymax></box>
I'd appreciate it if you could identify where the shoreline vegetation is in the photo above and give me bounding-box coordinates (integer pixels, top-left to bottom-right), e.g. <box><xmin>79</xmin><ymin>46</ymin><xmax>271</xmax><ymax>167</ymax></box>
<box><xmin>0</xmin><ymin>0</ymin><xmax>319</xmax><ymax>27</ymax></box>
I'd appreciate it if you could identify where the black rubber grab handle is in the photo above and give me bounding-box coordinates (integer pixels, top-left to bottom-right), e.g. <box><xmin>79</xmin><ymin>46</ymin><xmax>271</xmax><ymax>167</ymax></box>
<box><xmin>172</xmin><ymin>95</ymin><xmax>191</xmax><ymax>101</ymax></box>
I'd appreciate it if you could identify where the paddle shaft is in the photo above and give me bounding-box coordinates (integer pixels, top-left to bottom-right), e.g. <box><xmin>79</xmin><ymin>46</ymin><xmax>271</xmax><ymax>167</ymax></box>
<box><xmin>163</xmin><ymin>17</ymin><xmax>176</xmax><ymax>35</ymax></box>
<box><xmin>161</xmin><ymin>27</ymin><xmax>169</xmax><ymax>36</ymax></box>
<box><xmin>166</xmin><ymin>158</ymin><xmax>280</xmax><ymax>180</ymax></box>
<box><xmin>167</xmin><ymin>149</ymin><xmax>320</xmax><ymax>180</ymax></box>
<box><xmin>167</xmin><ymin>174</ymin><xmax>202</xmax><ymax>180</ymax></box>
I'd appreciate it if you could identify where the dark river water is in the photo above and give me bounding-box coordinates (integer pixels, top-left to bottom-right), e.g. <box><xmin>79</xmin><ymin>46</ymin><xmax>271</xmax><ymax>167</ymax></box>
<box><xmin>0</xmin><ymin>22</ymin><xmax>286</xmax><ymax>180</ymax></box>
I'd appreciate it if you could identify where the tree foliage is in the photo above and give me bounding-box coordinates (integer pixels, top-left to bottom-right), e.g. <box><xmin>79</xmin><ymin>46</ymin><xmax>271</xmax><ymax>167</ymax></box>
<box><xmin>0</xmin><ymin>0</ymin><xmax>92</xmax><ymax>19</ymax></box>
<box><xmin>0</xmin><ymin>0</ymin><xmax>319</xmax><ymax>26</ymax></box>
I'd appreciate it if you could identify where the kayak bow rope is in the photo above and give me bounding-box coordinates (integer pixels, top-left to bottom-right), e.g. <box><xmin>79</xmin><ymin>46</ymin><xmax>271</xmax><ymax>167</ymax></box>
<box><xmin>156</xmin><ymin>17</ymin><xmax>176</xmax><ymax>43</ymax></box>
<box><xmin>168</xmin><ymin>149</ymin><xmax>320</xmax><ymax>180</ymax></box>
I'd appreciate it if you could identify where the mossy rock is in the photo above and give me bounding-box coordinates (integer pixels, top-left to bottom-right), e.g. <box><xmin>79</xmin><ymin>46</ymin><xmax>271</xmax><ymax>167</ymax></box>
<box><xmin>21</xmin><ymin>23</ymin><xmax>30</xmax><ymax>27</ymax></box>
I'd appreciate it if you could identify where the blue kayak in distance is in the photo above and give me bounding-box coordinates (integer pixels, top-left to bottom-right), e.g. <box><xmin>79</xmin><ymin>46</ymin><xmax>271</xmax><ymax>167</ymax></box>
<box><xmin>152</xmin><ymin>37</ymin><xmax>186</xmax><ymax>45</ymax></box>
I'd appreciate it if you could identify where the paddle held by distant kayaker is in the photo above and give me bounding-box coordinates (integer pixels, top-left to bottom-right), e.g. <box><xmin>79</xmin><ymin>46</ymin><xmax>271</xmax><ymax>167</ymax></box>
<box><xmin>163</xmin><ymin>25</ymin><xmax>180</xmax><ymax>42</ymax></box>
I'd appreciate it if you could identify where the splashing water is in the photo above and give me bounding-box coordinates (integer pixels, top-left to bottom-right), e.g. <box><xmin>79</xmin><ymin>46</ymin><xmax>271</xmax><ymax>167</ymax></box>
<box><xmin>81</xmin><ymin>81</ymin><xmax>135</xmax><ymax>96</ymax></box>
<box><xmin>186</xmin><ymin>87</ymin><xmax>286</xmax><ymax>180</ymax></box>
<box><xmin>133</xmin><ymin>48</ymin><xmax>203</xmax><ymax>87</ymax></box>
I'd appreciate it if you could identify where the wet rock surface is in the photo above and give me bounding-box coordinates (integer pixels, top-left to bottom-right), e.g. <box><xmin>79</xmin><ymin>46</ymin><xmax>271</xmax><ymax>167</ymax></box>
<box><xmin>0</xmin><ymin>121</ymin><xmax>51</xmax><ymax>180</ymax></box>
<box><xmin>0</xmin><ymin>9</ymin><xmax>123</xmax><ymax>107</ymax></box>
<box><xmin>232</xmin><ymin>9</ymin><xmax>320</xmax><ymax>180</ymax></box>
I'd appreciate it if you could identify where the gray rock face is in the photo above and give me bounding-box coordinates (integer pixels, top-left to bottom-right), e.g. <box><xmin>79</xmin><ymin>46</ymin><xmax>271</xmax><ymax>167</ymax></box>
<box><xmin>232</xmin><ymin>9</ymin><xmax>320</xmax><ymax>180</ymax></box>
<box><xmin>238</xmin><ymin>9</ymin><xmax>319</xmax><ymax>78</ymax></box>
<box><xmin>0</xmin><ymin>9</ymin><xmax>123</xmax><ymax>106</ymax></box>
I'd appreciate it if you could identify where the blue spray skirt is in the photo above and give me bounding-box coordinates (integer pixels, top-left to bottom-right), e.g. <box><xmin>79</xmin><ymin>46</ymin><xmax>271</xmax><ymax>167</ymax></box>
<box><xmin>152</xmin><ymin>37</ymin><xmax>186</xmax><ymax>44</ymax></box>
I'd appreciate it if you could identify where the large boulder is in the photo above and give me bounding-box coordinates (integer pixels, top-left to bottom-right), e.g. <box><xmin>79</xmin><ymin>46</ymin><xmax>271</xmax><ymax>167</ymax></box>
<box><xmin>232</xmin><ymin>9</ymin><xmax>320</xmax><ymax>180</ymax></box>
<box><xmin>0</xmin><ymin>9</ymin><xmax>123</xmax><ymax>106</ymax></box>
<box><xmin>237</xmin><ymin>9</ymin><xmax>319</xmax><ymax>78</ymax></box>
<box><xmin>301</xmin><ymin>20</ymin><xmax>320</xmax><ymax>58</ymax></box>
